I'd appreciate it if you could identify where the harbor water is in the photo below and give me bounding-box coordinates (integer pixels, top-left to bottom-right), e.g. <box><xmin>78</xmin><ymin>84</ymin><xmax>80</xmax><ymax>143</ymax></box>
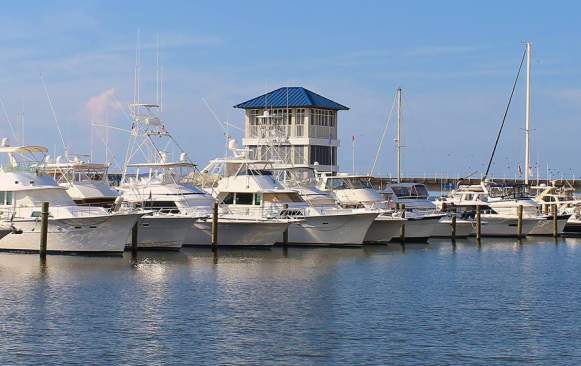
<box><xmin>1</xmin><ymin>238</ymin><xmax>581</xmax><ymax>365</ymax></box>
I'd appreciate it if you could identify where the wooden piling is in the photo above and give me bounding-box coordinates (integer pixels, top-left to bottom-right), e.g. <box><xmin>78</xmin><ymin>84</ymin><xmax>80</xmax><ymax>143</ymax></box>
<box><xmin>451</xmin><ymin>214</ymin><xmax>457</xmax><ymax>240</ymax></box>
<box><xmin>282</xmin><ymin>203</ymin><xmax>289</xmax><ymax>247</ymax></box>
<box><xmin>400</xmin><ymin>203</ymin><xmax>406</xmax><ymax>243</ymax></box>
<box><xmin>211</xmin><ymin>202</ymin><xmax>219</xmax><ymax>251</ymax></box>
<box><xmin>476</xmin><ymin>205</ymin><xmax>482</xmax><ymax>241</ymax></box>
<box><xmin>517</xmin><ymin>204</ymin><xmax>523</xmax><ymax>239</ymax></box>
<box><xmin>131</xmin><ymin>221</ymin><xmax>138</xmax><ymax>255</ymax></box>
<box><xmin>552</xmin><ymin>204</ymin><xmax>558</xmax><ymax>238</ymax></box>
<box><xmin>39</xmin><ymin>201</ymin><xmax>49</xmax><ymax>257</ymax></box>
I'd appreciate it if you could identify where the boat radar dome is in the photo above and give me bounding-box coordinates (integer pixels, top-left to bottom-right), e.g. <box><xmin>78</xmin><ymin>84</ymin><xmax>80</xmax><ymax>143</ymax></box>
<box><xmin>56</xmin><ymin>156</ymin><xmax>62</xmax><ymax>164</ymax></box>
<box><xmin>1</xmin><ymin>138</ymin><xmax>8</xmax><ymax>147</ymax></box>
<box><xmin>179</xmin><ymin>152</ymin><xmax>188</xmax><ymax>162</ymax></box>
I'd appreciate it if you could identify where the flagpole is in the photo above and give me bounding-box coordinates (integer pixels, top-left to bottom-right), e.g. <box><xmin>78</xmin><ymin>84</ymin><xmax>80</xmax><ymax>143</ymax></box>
<box><xmin>352</xmin><ymin>135</ymin><xmax>355</xmax><ymax>175</ymax></box>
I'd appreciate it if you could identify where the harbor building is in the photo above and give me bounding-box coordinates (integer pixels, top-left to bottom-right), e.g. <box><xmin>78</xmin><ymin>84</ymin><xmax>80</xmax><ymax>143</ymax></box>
<box><xmin>235</xmin><ymin>87</ymin><xmax>349</xmax><ymax>174</ymax></box>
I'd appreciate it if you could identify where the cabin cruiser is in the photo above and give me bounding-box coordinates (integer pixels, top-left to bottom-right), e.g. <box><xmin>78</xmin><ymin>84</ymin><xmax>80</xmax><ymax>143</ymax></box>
<box><xmin>438</xmin><ymin>181</ymin><xmax>567</xmax><ymax>237</ymax></box>
<box><xmin>120</xmin><ymin>103</ymin><xmax>289</xmax><ymax>247</ymax></box>
<box><xmin>44</xmin><ymin>158</ymin><xmax>195</xmax><ymax>250</ymax></box>
<box><xmin>382</xmin><ymin>182</ymin><xmax>473</xmax><ymax>238</ymax></box>
<box><xmin>316</xmin><ymin>174</ymin><xmax>434</xmax><ymax>242</ymax></box>
<box><xmin>201</xmin><ymin>160</ymin><xmax>377</xmax><ymax>246</ymax></box>
<box><xmin>0</xmin><ymin>144</ymin><xmax>141</xmax><ymax>254</ymax></box>
<box><xmin>530</xmin><ymin>182</ymin><xmax>580</xmax><ymax>236</ymax></box>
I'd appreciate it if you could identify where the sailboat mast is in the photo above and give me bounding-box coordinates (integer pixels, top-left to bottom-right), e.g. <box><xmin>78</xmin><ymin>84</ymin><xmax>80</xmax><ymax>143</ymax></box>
<box><xmin>524</xmin><ymin>42</ymin><xmax>532</xmax><ymax>185</ymax></box>
<box><xmin>396</xmin><ymin>87</ymin><xmax>402</xmax><ymax>183</ymax></box>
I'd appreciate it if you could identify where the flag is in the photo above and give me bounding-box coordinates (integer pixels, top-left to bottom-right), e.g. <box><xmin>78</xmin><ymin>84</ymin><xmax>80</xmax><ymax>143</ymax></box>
<box><xmin>352</xmin><ymin>135</ymin><xmax>355</xmax><ymax>143</ymax></box>
<box><xmin>517</xmin><ymin>163</ymin><xmax>522</xmax><ymax>177</ymax></box>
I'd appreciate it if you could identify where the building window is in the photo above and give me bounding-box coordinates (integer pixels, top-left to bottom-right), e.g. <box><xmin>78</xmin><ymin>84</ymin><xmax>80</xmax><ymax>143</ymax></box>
<box><xmin>309</xmin><ymin>145</ymin><xmax>337</xmax><ymax>166</ymax></box>
<box><xmin>296</xmin><ymin>109</ymin><xmax>304</xmax><ymax>125</ymax></box>
<box><xmin>293</xmin><ymin>146</ymin><xmax>305</xmax><ymax>164</ymax></box>
<box><xmin>0</xmin><ymin>191</ymin><xmax>13</xmax><ymax>205</ymax></box>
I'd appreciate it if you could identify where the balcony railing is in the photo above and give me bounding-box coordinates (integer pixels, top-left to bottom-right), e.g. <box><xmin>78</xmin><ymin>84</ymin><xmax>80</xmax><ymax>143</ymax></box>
<box><xmin>246</xmin><ymin>125</ymin><xmax>336</xmax><ymax>140</ymax></box>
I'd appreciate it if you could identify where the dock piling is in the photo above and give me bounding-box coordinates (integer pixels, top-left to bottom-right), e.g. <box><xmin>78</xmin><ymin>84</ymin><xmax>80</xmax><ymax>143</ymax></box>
<box><xmin>282</xmin><ymin>204</ymin><xmax>289</xmax><ymax>247</ymax></box>
<box><xmin>517</xmin><ymin>205</ymin><xmax>523</xmax><ymax>239</ymax></box>
<box><xmin>131</xmin><ymin>221</ymin><xmax>138</xmax><ymax>256</ymax></box>
<box><xmin>476</xmin><ymin>205</ymin><xmax>482</xmax><ymax>241</ymax></box>
<box><xmin>40</xmin><ymin>201</ymin><xmax>49</xmax><ymax>257</ymax></box>
<box><xmin>451</xmin><ymin>214</ymin><xmax>457</xmax><ymax>240</ymax></box>
<box><xmin>211</xmin><ymin>202</ymin><xmax>219</xmax><ymax>252</ymax></box>
<box><xmin>552</xmin><ymin>204</ymin><xmax>558</xmax><ymax>238</ymax></box>
<box><xmin>400</xmin><ymin>204</ymin><xmax>406</xmax><ymax>243</ymax></box>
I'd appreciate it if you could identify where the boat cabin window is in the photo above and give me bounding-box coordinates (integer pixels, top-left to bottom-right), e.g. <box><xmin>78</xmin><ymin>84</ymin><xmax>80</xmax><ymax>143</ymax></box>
<box><xmin>235</xmin><ymin>193</ymin><xmax>254</xmax><ymax>205</ymax></box>
<box><xmin>0</xmin><ymin>191</ymin><xmax>13</xmax><ymax>205</ymax></box>
<box><xmin>142</xmin><ymin>201</ymin><xmax>178</xmax><ymax>209</ymax></box>
<box><xmin>326</xmin><ymin>178</ymin><xmax>348</xmax><ymax>190</ymax></box>
<box><xmin>223</xmin><ymin>193</ymin><xmax>234</xmax><ymax>204</ymax></box>
<box><xmin>391</xmin><ymin>185</ymin><xmax>428</xmax><ymax>199</ymax></box>
<box><xmin>222</xmin><ymin>192</ymin><xmax>262</xmax><ymax>206</ymax></box>
<box><xmin>263</xmin><ymin>192</ymin><xmax>304</xmax><ymax>203</ymax></box>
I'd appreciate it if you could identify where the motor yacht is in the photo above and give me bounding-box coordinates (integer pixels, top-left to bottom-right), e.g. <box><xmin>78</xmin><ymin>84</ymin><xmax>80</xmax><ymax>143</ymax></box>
<box><xmin>119</xmin><ymin>103</ymin><xmax>289</xmax><ymax>247</ymax></box>
<box><xmin>0</xmin><ymin>143</ymin><xmax>141</xmax><ymax>254</ymax></box>
<box><xmin>201</xmin><ymin>159</ymin><xmax>377</xmax><ymax>246</ymax></box>
<box><xmin>44</xmin><ymin>157</ymin><xmax>194</xmax><ymax>250</ymax></box>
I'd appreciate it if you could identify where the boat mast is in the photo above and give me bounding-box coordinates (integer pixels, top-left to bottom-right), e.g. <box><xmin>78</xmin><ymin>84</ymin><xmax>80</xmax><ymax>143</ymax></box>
<box><xmin>524</xmin><ymin>42</ymin><xmax>532</xmax><ymax>185</ymax></box>
<box><xmin>396</xmin><ymin>87</ymin><xmax>402</xmax><ymax>183</ymax></box>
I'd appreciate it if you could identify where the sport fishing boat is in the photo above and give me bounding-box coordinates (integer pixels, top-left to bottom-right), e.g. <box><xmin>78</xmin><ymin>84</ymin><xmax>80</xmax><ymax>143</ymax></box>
<box><xmin>120</xmin><ymin>103</ymin><xmax>289</xmax><ymax>247</ymax></box>
<box><xmin>44</xmin><ymin>157</ymin><xmax>194</xmax><ymax>250</ymax></box>
<box><xmin>0</xmin><ymin>143</ymin><xmax>141</xmax><ymax>254</ymax></box>
<box><xmin>201</xmin><ymin>158</ymin><xmax>377</xmax><ymax>246</ymax></box>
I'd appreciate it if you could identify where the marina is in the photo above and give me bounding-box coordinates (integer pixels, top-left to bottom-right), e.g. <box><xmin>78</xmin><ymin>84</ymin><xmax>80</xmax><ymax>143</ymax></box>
<box><xmin>2</xmin><ymin>1</ymin><xmax>581</xmax><ymax>364</ymax></box>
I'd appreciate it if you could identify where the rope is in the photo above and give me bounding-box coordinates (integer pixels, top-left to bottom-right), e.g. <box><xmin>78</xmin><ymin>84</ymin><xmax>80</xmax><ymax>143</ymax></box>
<box><xmin>483</xmin><ymin>48</ymin><xmax>527</xmax><ymax>180</ymax></box>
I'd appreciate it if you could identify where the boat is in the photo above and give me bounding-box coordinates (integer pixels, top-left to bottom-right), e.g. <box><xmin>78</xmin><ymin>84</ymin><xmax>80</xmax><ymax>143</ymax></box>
<box><xmin>44</xmin><ymin>157</ymin><xmax>194</xmax><ymax>250</ymax></box>
<box><xmin>120</xmin><ymin>103</ymin><xmax>289</xmax><ymax>247</ymax></box>
<box><xmin>0</xmin><ymin>143</ymin><xmax>141</xmax><ymax>254</ymax></box>
<box><xmin>530</xmin><ymin>182</ymin><xmax>579</xmax><ymax>236</ymax></box>
<box><xmin>201</xmin><ymin>158</ymin><xmax>377</xmax><ymax>246</ymax></box>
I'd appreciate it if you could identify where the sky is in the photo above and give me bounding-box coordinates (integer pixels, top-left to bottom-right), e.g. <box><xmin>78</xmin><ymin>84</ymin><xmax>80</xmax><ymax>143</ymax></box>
<box><xmin>0</xmin><ymin>0</ymin><xmax>580</xmax><ymax>179</ymax></box>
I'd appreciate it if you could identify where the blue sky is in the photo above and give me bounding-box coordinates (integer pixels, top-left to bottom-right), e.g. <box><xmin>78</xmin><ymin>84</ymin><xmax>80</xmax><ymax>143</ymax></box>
<box><xmin>0</xmin><ymin>1</ymin><xmax>580</xmax><ymax>179</ymax></box>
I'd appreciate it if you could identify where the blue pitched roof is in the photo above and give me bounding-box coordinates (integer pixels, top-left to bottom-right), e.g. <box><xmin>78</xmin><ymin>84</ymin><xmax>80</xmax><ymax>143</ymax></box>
<box><xmin>234</xmin><ymin>87</ymin><xmax>349</xmax><ymax>111</ymax></box>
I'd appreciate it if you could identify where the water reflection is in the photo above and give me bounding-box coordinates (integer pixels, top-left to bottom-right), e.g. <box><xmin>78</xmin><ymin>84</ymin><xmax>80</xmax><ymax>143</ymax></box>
<box><xmin>0</xmin><ymin>238</ymin><xmax>580</xmax><ymax>364</ymax></box>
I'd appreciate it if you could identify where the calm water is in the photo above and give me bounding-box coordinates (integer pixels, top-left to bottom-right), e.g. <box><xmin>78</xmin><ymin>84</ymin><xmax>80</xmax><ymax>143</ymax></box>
<box><xmin>1</xmin><ymin>238</ymin><xmax>581</xmax><ymax>365</ymax></box>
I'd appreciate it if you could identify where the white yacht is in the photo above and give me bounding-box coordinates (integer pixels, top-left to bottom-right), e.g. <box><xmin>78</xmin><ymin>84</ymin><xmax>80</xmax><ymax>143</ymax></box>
<box><xmin>316</xmin><ymin>174</ymin><xmax>422</xmax><ymax>242</ymax></box>
<box><xmin>438</xmin><ymin>181</ymin><xmax>564</xmax><ymax>237</ymax></box>
<box><xmin>44</xmin><ymin>158</ymin><xmax>194</xmax><ymax>250</ymax></box>
<box><xmin>202</xmin><ymin>160</ymin><xmax>377</xmax><ymax>246</ymax></box>
<box><xmin>119</xmin><ymin>103</ymin><xmax>289</xmax><ymax>247</ymax></box>
<box><xmin>382</xmin><ymin>182</ymin><xmax>473</xmax><ymax>238</ymax></box>
<box><xmin>530</xmin><ymin>182</ymin><xmax>577</xmax><ymax>235</ymax></box>
<box><xmin>0</xmin><ymin>144</ymin><xmax>141</xmax><ymax>254</ymax></box>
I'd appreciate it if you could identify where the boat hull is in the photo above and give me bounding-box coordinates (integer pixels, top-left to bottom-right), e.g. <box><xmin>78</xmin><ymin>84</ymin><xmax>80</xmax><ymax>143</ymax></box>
<box><xmin>287</xmin><ymin>212</ymin><xmax>377</xmax><ymax>246</ymax></box>
<box><xmin>477</xmin><ymin>215</ymin><xmax>539</xmax><ymax>237</ymax></box>
<box><xmin>431</xmin><ymin>217</ymin><xmax>474</xmax><ymax>238</ymax></box>
<box><xmin>364</xmin><ymin>216</ymin><xmax>403</xmax><ymax>243</ymax></box>
<box><xmin>527</xmin><ymin>215</ymin><xmax>570</xmax><ymax>236</ymax></box>
<box><xmin>0</xmin><ymin>213</ymin><xmax>141</xmax><ymax>254</ymax></box>
<box><xmin>393</xmin><ymin>216</ymin><xmax>441</xmax><ymax>242</ymax></box>
<box><xmin>183</xmin><ymin>219</ymin><xmax>288</xmax><ymax>247</ymax></box>
<box><xmin>126</xmin><ymin>215</ymin><xmax>195</xmax><ymax>250</ymax></box>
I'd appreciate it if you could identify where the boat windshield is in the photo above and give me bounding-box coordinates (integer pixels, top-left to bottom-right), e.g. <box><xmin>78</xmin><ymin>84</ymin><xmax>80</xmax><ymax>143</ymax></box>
<box><xmin>487</xmin><ymin>184</ymin><xmax>528</xmax><ymax>199</ymax></box>
<box><xmin>391</xmin><ymin>184</ymin><xmax>429</xmax><ymax>199</ymax></box>
<box><xmin>325</xmin><ymin>177</ymin><xmax>373</xmax><ymax>190</ymax></box>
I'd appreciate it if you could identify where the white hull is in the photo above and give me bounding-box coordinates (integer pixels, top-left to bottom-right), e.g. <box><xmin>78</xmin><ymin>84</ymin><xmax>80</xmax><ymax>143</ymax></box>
<box><xmin>288</xmin><ymin>212</ymin><xmax>377</xmax><ymax>246</ymax></box>
<box><xmin>432</xmin><ymin>217</ymin><xmax>474</xmax><ymax>238</ymax></box>
<box><xmin>184</xmin><ymin>219</ymin><xmax>288</xmax><ymax>247</ymax></box>
<box><xmin>364</xmin><ymin>216</ymin><xmax>403</xmax><ymax>243</ymax></box>
<box><xmin>0</xmin><ymin>213</ymin><xmax>141</xmax><ymax>254</ymax></box>
<box><xmin>477</xmin><ymin>215</ymin><xmax>539</xmax><ymax>237</ymax></box>
<box><xmin>401</xmin><ymin>216</ymin><xmax>441</xmax><ymax>242</ymax></box>
<box><xmin>126</xmin><ymin>215</ymin><xmax>195</xmax><ymax>250</ymax></box>
<box><xmin>527</xmin><ymin>215</ymin><xmax>569</xmax><ymax>236</ymax></box>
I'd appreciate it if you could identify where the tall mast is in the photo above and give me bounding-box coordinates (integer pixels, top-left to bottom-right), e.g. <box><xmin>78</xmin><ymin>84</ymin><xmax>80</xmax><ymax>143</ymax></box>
<box><xmin>524</xmin><ymin>42</ymin><xmax>532</xmax><ymax>185</ymax></box>
<box><xmin>396</xmin><ymin>87</ymin><xmax>402</xmax><ymax>183</ymax></box>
